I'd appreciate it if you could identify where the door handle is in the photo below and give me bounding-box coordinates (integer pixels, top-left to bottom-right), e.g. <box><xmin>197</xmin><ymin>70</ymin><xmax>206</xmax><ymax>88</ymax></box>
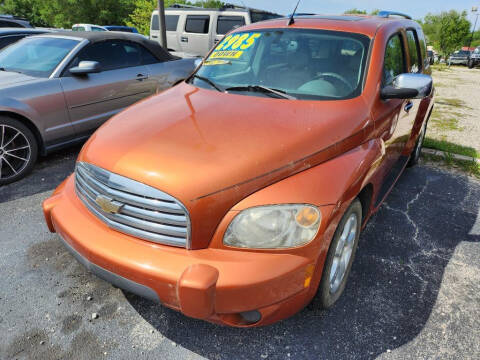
<box><xmin>404</xmin><ymin>101</ymin><xmax>414</xmax><ymax>112</ymax></box>
<box><xmin>181</xmin><ymin>36</ymin><xmax>188</xmax><ymax>43</ymax></box>
<box><xmin>136</xmin><ymin>74</ymin><xmax>148</xmax><ymax>81</ymax></box>
<box><xmin>214</xmin><ymin>39</ymin><xmax>220</xmax><ymax>44</ymax></box>
<box><xmin>151</xmin><ymin>35</ymin><xmax>158</xmax><ymax>39</ymax></box>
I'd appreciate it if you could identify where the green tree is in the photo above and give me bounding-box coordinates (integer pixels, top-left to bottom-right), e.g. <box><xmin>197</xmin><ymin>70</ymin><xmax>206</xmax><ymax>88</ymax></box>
<box><xmin>344</xmin><ymin>8</ymin><xmax>367</xmax><ymax>15</ymax></box>
<box><xmin>422</xmin><ymin>10</ymin><xmax>471</xmax><ymax>57</ymax></box>
<box><xmin>0</xmin><ymin>0</ymin><xmax>47</xmax><ymax>26</ymax></box>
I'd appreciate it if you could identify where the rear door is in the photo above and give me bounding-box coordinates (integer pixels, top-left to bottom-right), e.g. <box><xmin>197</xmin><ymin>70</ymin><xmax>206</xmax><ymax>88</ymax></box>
<box><xmin>180</xmin><ymin>14</ymin><xmax>212</xmax><ymax>56</ymax></box>
<box><xmin>60</xmin><ymin>40</ymin><xmax>155</xmax><ymax>137</ymax></box>
<box><xmin>214</xmin><ymin>14</ymin><xmax>246</xmax><ymax>47</ymax></box>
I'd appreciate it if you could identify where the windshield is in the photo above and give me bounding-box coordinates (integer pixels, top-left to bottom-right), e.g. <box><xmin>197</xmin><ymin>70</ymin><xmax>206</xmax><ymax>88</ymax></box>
<box><xmin>192</xmin><ymin>29</ymin><xmax>370</xmax><ymax>100</ymax></box>
<box><xmin>0</xmin><ymin>37</ymin><xmax>79</xmax><ymax>77</ymax></box>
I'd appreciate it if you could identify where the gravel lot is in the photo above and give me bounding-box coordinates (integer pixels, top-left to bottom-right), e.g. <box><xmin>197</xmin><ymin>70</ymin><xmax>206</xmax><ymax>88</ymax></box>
<box><xmin>430</xmin><ymin>66</ymin><xmax>480</xmax><ymax>151</ymax></box>
<box><xmin>0</xmin><ymin>147</ymin><xmax>479</xmax><ymax>359</ymax></box>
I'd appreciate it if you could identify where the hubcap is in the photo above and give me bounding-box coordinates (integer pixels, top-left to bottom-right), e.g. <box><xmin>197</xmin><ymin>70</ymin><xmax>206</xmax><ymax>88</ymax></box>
<box><xmin>329</xmin><ymin>213</ymin><xmax>358</xmax><ymax>293</ymax></box>
<box><xmin>0</xmin><ymin>125</ymin><xmax>31</xmax><ymax>180</ymax></box>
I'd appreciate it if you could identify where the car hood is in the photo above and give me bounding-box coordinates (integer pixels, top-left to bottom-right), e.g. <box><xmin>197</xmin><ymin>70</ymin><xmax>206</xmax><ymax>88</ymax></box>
<box><xmin>0</xmin><ymin>71</ymin><xmax>37</xmax><ymax>86</ymax></box>
<box><xmin>79</xmin><ymin>82</ymin><xmax>371</xmax><ymax>248</ymax></box>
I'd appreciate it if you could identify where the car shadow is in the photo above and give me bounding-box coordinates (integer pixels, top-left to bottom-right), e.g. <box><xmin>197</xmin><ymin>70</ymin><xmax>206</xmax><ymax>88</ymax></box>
<box><xmin>0</xmin><ymin>146</ymin><xmax>80</xmax><ymax>203</ymax></box>
<box><xmin>126</xmin><ymin>165</ymin><xmax>480</xmax><ymax>359</ymax></box>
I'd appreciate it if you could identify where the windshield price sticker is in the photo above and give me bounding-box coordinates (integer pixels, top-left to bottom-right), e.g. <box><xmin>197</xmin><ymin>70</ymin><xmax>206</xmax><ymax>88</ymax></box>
<box><xmin>210</xmin><ymin>32</ymin><xmax>262</xmax><ymax>60</ymax></box>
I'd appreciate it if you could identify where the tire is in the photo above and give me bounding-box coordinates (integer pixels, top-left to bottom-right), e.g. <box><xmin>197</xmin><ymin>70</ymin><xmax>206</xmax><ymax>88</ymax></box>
<box><xmin>468</xmin><ymin>59</ymin><xmax>474</xmax><ymax>69</ymax></box>
<box><xmin>407</xmin><ymin>119</ymin><xmax>428</xmax><ymax>167</ymax></box>
<box><xmin>0</xmin><ymin>117</ymin><xmax>38</xmax><ymax>185</ymax></box>
<box><xmin>317</xmin><ymin>199</ymin><xmax>362</xmax><ymax>309</ymax></box>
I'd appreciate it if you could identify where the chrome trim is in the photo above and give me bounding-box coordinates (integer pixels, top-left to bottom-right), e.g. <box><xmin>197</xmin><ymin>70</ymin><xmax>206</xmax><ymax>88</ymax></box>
<box><xmin>75</xmin><ymin>162</ymin><xmax>190</xmax><ymax>248</ymax></box>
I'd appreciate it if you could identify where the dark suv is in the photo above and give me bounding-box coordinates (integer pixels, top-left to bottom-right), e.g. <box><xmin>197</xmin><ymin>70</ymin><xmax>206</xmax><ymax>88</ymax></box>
<box><xmin>0</xmin><ymin>15</ymin><xmax>32</xmax><ymax>28</ymax></box>
<box><xmin>468</xmin><ymin>46</ymin><xmax>480</xmax><ymax>68</ymax></box>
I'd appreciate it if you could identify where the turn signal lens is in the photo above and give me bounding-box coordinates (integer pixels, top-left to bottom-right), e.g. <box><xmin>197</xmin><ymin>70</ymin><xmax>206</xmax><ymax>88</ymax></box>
<box><xmin>296</xmin><ymin>207</ymin><xmax>320</xmax><ymax>228</ymax></box>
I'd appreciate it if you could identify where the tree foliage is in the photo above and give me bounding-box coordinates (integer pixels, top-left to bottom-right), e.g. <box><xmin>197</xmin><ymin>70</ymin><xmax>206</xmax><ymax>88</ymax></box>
<box><xmin>422</xmin><ymin>10</ymin><xmax>471</xmax><ymax>56</ymax></box>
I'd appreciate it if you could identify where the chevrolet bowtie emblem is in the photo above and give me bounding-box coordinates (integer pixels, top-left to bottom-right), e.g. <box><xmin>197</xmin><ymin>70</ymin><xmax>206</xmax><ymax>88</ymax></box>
<box><xmin>95</xmin><ymin>195</ymin><xmax>123</xmax><ymax>214</ymax></box>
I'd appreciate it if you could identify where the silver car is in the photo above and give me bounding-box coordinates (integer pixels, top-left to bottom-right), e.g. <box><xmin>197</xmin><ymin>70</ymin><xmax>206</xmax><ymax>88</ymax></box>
<box><xmin>0</xmin><ymin>31</ymin><xmax>197</xmax><ymax>184</ymax></box>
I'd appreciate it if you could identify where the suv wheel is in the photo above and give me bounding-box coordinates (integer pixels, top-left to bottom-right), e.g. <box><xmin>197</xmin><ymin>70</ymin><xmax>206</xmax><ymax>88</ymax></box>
<box><xmin>317</xmin><ymin>199</ymin><xmax>362</xmax><ymax>308</ymax></box>
<box><xmin>0</xmin><ymin>117</ymin><xmax>38</xmax><ymax>185</ymax></box>
<box><xmin>408</xmin><ymin>120</ymin><xmax>427</xmax><ymax>167</ymax></box>
<box><xmin>468</xmin><ymin>59</ymin><xmax>474</xmax><ymax>69</ymax></box>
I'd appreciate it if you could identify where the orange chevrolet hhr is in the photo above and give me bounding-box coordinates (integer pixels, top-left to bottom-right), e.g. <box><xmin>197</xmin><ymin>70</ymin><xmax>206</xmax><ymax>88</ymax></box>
<box><xmin>43</xmin><ymin>11</ymin><xmax>434</xmax><ymax>327</ymax></box>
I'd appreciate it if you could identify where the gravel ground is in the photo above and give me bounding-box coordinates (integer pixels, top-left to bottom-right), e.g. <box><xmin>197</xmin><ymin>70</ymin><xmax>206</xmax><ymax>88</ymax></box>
<box><xmin>429</xmin><ymin>66</ymin><xmax>480</xmax><ymax>151</ymax></box>
<box><xmin>0</xmin><ymin>149</ymin><xmax>479</xmax><ymax>359</ymax></box>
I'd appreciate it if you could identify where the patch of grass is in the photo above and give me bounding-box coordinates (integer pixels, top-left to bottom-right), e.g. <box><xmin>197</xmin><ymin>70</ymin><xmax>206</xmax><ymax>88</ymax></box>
<box><xmin>431</xmin><ymin>64</ymin><xmax>451</xmax><ymax>72</ymax></box>
<box><xmin>429</xmin><ymin>109</ymin><xmax>463</xmax><ymax>131</ymax></box>
<box><xmin>423</xmin><ymin>153</ymin><xmax>480</xmax><ymax>178</ymax></box>
<box><xmin>424</xmin><ymin>137</ymin><xmax>479</xmax><ymax>159</ymax></box>
<box><xmin>435</xmin><ymin>97</ymin><xmax>470</xmax><ymax>109</ymax></box>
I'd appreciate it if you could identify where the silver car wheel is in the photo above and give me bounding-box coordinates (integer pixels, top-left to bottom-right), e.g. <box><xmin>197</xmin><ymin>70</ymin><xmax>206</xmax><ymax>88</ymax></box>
<box><xmin>0</xmin><ymin>125</ymin><xmax>32</xmax><ymax>180</ymax></box>
<box><xmin>329</xmin><ymin>213</ymin><xmax>358</xmax><ymax>294</ymax></box>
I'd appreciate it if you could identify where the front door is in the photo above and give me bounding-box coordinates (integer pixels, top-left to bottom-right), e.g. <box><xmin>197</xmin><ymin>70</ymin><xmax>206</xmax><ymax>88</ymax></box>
<box><xmin>60</xmin><ymin>40</ymin><xmax>156</xmax><ymax>137</ymax></box>
<box><xmin>372</xmin><ymin>32</ymin><xmax>416</xmax><ymax>205</ymax></box>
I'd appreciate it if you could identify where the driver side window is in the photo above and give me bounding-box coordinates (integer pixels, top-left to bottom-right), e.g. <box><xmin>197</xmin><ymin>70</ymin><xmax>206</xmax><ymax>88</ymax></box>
<box><xmin>64</xmin><ymin>40</ymin><xmax>142</xmax><ymax>76</ymax></box>
<box><xmin>383</xmin><ymin>34</ymin><xmax>406</xmax><ymax>86</ymax></box>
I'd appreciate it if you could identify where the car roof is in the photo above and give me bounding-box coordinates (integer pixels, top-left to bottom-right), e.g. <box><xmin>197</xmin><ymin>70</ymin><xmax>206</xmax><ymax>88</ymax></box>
<box><xmin>0</xmin><ymin>28</ymin><xmax>49</xmax><ymax>35</ymax></box>
<box><xmin>236</xmin><ymin>14</ymin><xmax>418</xmax><ymax>37</ymax></box>
<box><xmin>31</xmin><ymin>31</ymin><xmax>176</xmax><ymax>61</ymax></box>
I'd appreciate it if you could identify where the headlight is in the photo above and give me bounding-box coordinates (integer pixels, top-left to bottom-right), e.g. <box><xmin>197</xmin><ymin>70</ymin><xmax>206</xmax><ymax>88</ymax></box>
<box><xmin>223</xmin><ymin>204</ymin><xmax>321</xmax><ymax>249</ymax></box>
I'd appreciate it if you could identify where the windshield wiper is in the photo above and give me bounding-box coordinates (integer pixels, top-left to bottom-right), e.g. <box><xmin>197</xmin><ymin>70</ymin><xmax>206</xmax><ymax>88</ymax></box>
<box><xmin>225</xmin><ymin>85</ymin><xmax>296</xmax><ymax>100</ymax></box>
<box><xmin>192</xmin><ymin>74</ymin><xmax>224</xmax><ymax>92</ymax></box>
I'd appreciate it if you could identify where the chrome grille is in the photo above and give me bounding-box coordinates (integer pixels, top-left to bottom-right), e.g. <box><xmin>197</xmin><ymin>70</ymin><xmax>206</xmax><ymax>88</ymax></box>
<box><xmin>75</xmin><ymin>162</ymin><xmax>190</xmax><ymax>248</ymax></box>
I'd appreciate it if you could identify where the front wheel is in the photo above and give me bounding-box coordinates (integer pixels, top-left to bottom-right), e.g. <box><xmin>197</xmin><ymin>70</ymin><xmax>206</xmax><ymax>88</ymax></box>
<box><xmin>0</xmin><ymin>117</ymin><xmax>38</xmax><ymax>185</ymax></box>
<box><xmin>468</xmin><ymin>59</ymin><xmax>474</xmax><ymax>69</ymax></box>
<box><xmin>317</xmin><ymin>199</ymin><xmax>362</xmax><ymax>308</ymax></box>
<box><xmin>407</xmin><ymin>120</ymin><xmax>427</xmax><ymax>167</ymax></box>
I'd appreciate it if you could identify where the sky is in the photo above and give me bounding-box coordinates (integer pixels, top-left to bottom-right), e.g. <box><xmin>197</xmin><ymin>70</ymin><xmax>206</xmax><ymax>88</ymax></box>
<box><xmin>228</xmin><ymin>0</ymin><xmax>480</xmax><ymax>24</ymax></box>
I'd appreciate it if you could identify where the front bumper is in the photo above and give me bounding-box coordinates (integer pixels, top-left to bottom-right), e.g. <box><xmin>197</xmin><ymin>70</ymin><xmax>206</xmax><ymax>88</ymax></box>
<box><xmin>449</xmin><ymin>58</ymin><xmax>468</xmax><ymax>64</ymax></box>
<box><xmin>43</xmin><ymin>176</ymin><xmax>316</xmax><ymax>326</ymax></box>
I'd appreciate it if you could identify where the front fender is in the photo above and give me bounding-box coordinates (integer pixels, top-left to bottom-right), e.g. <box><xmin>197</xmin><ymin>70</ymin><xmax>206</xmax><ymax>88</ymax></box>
<box><xmin>231</xmin><ymin>139</ymin><xmax>382</xmax><ymax>211</ymax></box>
<box><xmin>0</xmin><ymin>97</ymin><xmax>39</xmax><ymax>123</ymax></box>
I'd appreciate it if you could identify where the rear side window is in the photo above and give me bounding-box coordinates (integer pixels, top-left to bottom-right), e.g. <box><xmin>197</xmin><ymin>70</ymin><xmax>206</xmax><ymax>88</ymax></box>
<box><xmin>0</xmin><ymin>20</ymin><xmax>23</xmax><ymax>28</ymax></box>
<box><xmin>92</xmin><ymin>27</ymin><xmax>106</xmax><ymax>32</ymax></box>
<box><xmin>216</xmin><ymin>16</ymin><xmax>245</xmax><ymax>35</ymax></box>
<box><xmin>406</xmin><ymin>29</ymin><xmax>421</xmax><ymax>73</ymax></box>
<box><xmin>139</xmin><ymin>45</ymin><xmax>159</xmax><ymax>64</ymax></box>
<box><xmin>0</xmin><ymin>35</ymin><xmax>25</xmax><ymax>50</ymax></box>
<box><xmin>166</xmin><ymin>15</ymin><xmax>179</xmax><ymax>31</ymax></box>
<box><xmin>383</xmin><ymin>34</ymin><xmax>406</xmax><ymax>86</ymax></box>
<box><xmin>250</xmin><ymin>11</ymin><xmax>281</xmax><ymax>23</ymax></box>
<box><xmin>185</xmin><ymin>15</ymin><xmax>210</xmax><ymax>34</ymax></box>
<box><xmin>151</xmin><ymin>15</ymin><xmax>159</xmax><ymax>30</ymax></box>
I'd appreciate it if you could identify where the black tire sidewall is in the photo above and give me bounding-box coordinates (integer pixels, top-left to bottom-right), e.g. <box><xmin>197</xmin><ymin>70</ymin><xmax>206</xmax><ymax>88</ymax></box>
<box><xmin>0</xmin><ymin>117</ymin><xmax>38</xmax><ymax>185</ymax></box>
<box><xmin>317</xmin><ymin>199</ymin><xmax>362</xmax><ymax>309</ymax></box>
<box><xmin>408</xmin><ymin>118</ymin><xmax>428</xmax><ymax>167</ymax></box>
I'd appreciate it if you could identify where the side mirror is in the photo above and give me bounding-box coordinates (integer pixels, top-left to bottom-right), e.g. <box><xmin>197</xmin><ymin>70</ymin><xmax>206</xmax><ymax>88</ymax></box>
<box><xmin>70</xmin><ymin>61</ymin><xmax>102</xmax><ymax>75</ymax></box>
<box><xmin>381</xmin><ymin>73</ymin><xmax>433</xmax><ymax>100</ymax></box>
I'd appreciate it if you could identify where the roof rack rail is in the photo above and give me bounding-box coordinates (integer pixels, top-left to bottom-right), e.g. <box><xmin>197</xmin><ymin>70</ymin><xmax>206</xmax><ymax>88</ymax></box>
<box><xmin>377</xmin><ymin>11</ymin><xmax>412</xmax><ymax>20</ymax></box>
<box><xmin>170</xmin><ymin>3</ymin><xmax>203</xmax><ymax>9</ymax></box>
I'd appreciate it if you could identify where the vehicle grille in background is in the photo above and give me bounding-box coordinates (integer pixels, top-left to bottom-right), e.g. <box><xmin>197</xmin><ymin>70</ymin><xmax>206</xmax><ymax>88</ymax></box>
<box><xmin>75</xmin><ymin>162</ymin><xmax>190</xmax><ymax>248</ymax></box>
